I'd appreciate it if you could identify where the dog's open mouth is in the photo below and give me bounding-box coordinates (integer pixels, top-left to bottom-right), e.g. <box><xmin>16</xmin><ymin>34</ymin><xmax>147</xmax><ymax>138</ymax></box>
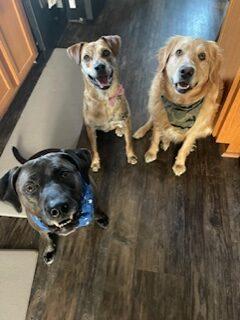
<box><xmin>56</xmin><ymin>212</ymin><xmax>80</xmax><ymax>229</ymax></box>
<box><xmin>88</xmin><ymin>70</ymin><xmax>113</xmax><ymax>90</ymax></box>
<box><xmin>58</xmin><ymin>218</ymin><xmax>73</xmax><ymax>228</ymax></box>
<box><xmin>175</xmin><ymin>81</ymin><xmax>193</xmax><ymax>94</ymax></box>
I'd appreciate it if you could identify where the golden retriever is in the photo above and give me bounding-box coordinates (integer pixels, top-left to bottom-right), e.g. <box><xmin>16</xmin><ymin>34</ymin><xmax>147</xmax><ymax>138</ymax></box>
<box><xmin>67</xmin><ymin>35</ymin><xmax>137</xmax><ymax>172</ymax></box>
<box><xmin>134</xmin><ymin>35</ymin><xmax>223</xmax><ymax>176</ymax></box>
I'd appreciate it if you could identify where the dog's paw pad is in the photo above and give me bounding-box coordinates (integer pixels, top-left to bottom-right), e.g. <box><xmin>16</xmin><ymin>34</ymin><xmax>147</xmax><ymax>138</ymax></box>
<box><xmin>145</xmin><ymin>152</ymin><xmax>157</xmax><ymax>163</ymax></box>
<box><xmin>91</xmin><ymin>161</ymin><xmax>100</xmax><ymax>172</ymax></box>
<box><xmin>172</xmin><ymin>163</ymin><xmax>186</xmax><ymax>176</ymax></box>
<box><xmin>43</xmin><ymin>251</ymin><xmax>55</xmax><ymax>265</ymax></box>
<box><xmin>115</xmin><ymin>128</ymin><xmax>124</xmax><ymax>137</ymax></box>
<box><xmin>97</xmin><ymin>216</ymin><xmax>109</xmax><ymax>229</ymax></box>
<box><xmin>128</xmin><ymin>155</ymin><xmax>138</xmax><ymax>165</ymax></box>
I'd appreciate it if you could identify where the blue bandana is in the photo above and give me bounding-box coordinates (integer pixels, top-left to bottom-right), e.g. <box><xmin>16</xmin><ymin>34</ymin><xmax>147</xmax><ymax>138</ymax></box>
<box><xmin>28</xmin><ymin>177</ymin><xmax>94</xmax><ymax>232</ymax></box>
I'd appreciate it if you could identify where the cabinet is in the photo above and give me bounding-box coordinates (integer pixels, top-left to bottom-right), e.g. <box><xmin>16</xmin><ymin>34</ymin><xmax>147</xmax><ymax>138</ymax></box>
<box><xmin>213</xmin><ymin>69</ymin><xmax>240</xmax><ymax>157</ymax></box>
<box><xmin>0</xmin><ymin>0</ymin><xmax>37</xmax><ymax>117</ymax></box>
<box><xmin>213</xmin><ymin>0</ymin><xmax>240</xmax><ymax>157</ymax></box>
<box><xmin>0</xmin><ymin>56</ymin><xmax>16</xmax><ymax>116</ymax></box>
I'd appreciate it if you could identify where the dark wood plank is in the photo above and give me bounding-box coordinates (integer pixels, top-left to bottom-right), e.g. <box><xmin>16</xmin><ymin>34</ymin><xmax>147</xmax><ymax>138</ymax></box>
<box><xmin>132</xmin><ymin>270</ymin><xmax>185</xmax><ymax>320</ymax></box>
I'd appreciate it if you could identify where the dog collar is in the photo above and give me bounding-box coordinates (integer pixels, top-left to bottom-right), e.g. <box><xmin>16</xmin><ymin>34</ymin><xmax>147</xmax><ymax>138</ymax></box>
<box><xmin>29</xmin><ymin>176</ymin><xmax>94</xmax><ymax>232</ymax></box>
<box><xmin>161</xmin><ymin>95</ymin><xmax>204</xmax><ymax>131</ymax></box>
<box><xmin>109</xmin><ymin>84</ymin><xmax>124</xmax><ymax>107</ymax></box>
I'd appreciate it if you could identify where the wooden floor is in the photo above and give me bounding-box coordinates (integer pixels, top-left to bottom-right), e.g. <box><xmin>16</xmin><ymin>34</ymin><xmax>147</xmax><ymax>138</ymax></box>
<box><xmin>1</xmin><ymin>0</ymin><xmax>240</xmax><ymax>319</ymax></box>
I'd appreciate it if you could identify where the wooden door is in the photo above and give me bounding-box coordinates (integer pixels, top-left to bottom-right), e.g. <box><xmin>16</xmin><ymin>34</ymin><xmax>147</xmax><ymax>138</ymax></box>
<box><xmin>0</xmin><ymin>0</ymin><xmax>37</xmax><ymax>86</ymax></box>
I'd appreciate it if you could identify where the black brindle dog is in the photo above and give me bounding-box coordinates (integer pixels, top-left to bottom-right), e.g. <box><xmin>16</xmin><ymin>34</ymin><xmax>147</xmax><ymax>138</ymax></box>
<box><xmin>0</xmin><ymin>147</ymin><xmax>108</xmax><ymax>264</ymax></box>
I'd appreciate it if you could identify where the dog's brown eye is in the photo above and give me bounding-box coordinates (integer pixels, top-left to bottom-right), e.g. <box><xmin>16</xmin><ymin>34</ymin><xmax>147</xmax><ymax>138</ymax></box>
<box><xmin>176</xmin><ymin>49</ymin><xmax>183</xmax><ymax>56</ymax></box>
<box><xmin>60</xmin><ymin>171</ymin><xmax>70</xmax><ymax>178</ymax></box>
<box><xmin>83</xmin><ymin>54</ymin><xmax>91</xmax><ymax>62</ymax></box>
<box><xmin>25</xmin><ymin>183</ymin><xmax>37</xmax><ymax>194</ymax></box>
<box><xmin>198</xmin><ymin>52</ymin><xmax>206</xmax><ymax>61</ymax></box>
<box><xmin>102</xmin><ymin>49</ymin><xmax>111</xmax><ymax>57</ymax></box>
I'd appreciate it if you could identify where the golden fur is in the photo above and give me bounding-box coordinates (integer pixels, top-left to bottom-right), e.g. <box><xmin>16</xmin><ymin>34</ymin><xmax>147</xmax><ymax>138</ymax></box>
<box><xmin>67</xmin><ymin>36</ymin><xmax>137</xmax><ymax>172</ymax></box>
<box><xmin>134</xmin><ymin>36</ymin><xmax>223</xmax><ymax>176</ymax></box>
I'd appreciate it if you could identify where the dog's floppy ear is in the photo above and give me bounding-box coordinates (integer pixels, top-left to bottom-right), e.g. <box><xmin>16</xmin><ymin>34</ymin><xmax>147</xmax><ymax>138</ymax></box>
<box><xmin>67</xmin><ymin>42</ymin><xmax>85</xmax><ymax>65</ymax></box>
<box><xmin>207</xmin><ymin>41</ymin><xmax>222</xmax><ymax>84</ymax></box>
<box><xmin>101</xmin><ymin>35</ymin><xmax>121</xmax><ymax>56</ymax></box>
<box><xmin>64</xmin><ymin>149</ymin><xmax>92</xmax><ymax>184</ymax></box>
<box><xmin>0</xmin><ymin>167</ymin><xmax>22</xmax><ymax>212</ymax></box>
<box><xmin>157</xmin><ymin>35</ymin><xmax>185</xmax><ymax>72</ymax></box>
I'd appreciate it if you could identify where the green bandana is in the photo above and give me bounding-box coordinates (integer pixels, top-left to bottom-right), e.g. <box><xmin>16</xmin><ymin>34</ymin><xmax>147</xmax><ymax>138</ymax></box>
<box><xmin>161</xmin><ymin>95</ymin><xmax>204</xmax><ymax>131</ymax></box>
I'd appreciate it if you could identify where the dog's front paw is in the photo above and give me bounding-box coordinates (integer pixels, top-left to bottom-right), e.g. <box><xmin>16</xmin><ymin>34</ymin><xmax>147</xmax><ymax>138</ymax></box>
<box><xmin>172</xmin><ymin>163</ymin><xmax>186</xmax><ymax>176</ymax></box>
<box><xmin>145</xmin><ymin>151</ymin><xmax>157</xmax><ymax>163</ymax></box>
<box><xmin>96</xmin><ymin>215</ymin><xmax>109</xmax><ymax>229</ymax></box>
<box><xmin>91</xmin><ymin>159</ymin><xmax>101</xmax><ymax>172</ymax></box>
<box><xmin>115</xmin><ymin>128</ymin><xmax>124</xmax><ymax>137</ymax></box>
<box><xmin>190</xmin><ymin>144</ymin><xmax>197</xmax><ymax>152</ymax></box>
<box><xmin>161</xmin><ymin>139</ymin><xmax>170</xmax><ymax>151</ymax></box>
<box><xmin>127</xmin><ymin>154</ymin><xmax>138</xmax><ymax>165</ymax></box>
<box><xmin>43</xmin><ymin>250</ymin><xmax>55</xmax><ymax>265</ymax></box>
<box><xmin>133</xmin><ymin>129</ymin><xmax>144</xmax><ymax>139</ymax></box>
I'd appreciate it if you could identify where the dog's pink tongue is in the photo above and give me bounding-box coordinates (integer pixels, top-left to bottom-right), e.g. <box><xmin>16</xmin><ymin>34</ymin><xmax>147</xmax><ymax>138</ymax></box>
<box><xmin>98</xmin><ymin>75</ymin><xmax>108</xmax><ymax>86</ymax></box>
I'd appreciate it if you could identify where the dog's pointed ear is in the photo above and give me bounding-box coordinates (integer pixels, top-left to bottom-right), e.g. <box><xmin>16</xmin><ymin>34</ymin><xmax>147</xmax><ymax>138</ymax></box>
<box><xmin>157</xmin><ymin>35</ymin><xmax>185</xmax><ymax>73</ymax></box>
<box><xmin>67</xmin><ymin>42</ymin><xmax>85</xmax><ymax>65</ymax></box>
<box><xmin>101</xmin><ymin>35</ymin><xmax>121</xmax><ymax>56</ymax></box>
<box><xmin>64</xmin><ymin>149</ymin><xmax>92</xmax><ymax>184</ymax></box>
<box><xmin>0</xmin><ymin>167</ymin><xmax>22</xmax><ymax>212</ymax></box>
<box><xmin>207</xmin><ymin>41</ymin><xmax>222</xmax><ymax>84</ymax></box>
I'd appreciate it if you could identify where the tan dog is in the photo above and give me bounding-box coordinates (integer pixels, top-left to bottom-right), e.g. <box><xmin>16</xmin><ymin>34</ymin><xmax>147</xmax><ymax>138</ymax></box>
<box><xmin>134</xmin><ymin>36</ymin><xmax>223</xmax><ymax>176</ymax></box>
<box><xmin>67</xmin><ymin>35</ymin><xmax>137</xmax><ymax>172</ymax></box>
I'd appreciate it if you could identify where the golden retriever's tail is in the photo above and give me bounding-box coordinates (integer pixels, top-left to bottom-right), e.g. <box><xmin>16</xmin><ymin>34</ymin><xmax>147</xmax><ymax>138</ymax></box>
<box><xmin>133</xmin><ymin>118</ymin><xmax>153</xmax><ymax>139</ymax></box>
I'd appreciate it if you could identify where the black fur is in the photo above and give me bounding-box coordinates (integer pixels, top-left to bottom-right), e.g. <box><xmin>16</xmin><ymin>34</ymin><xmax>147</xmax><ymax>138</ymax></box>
<box><xmin>0</xmin><ymin>147</ymin><xmax>108</xmax><ymax>265</ymax></box>
<box><xmin>0</xmin><ymin>167</ymin><xmax>22</xmax><ymax>212</ymax></box>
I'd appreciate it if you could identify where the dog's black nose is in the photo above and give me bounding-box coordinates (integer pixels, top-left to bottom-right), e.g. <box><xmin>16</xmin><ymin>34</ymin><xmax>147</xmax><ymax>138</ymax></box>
<box><xmin>179</xmin><ymin>66</ymin><xmax>195</xmax><ymax>80</ymax></box>
<box><xmin>48</xmin><ymin>202</ymin><xmax>69</xmax><ymax>218</ymax></box>
<box><xmin>94</xmin><ymin>63</ymin><xmax>106</xmax><ymax>72</ymax></box>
